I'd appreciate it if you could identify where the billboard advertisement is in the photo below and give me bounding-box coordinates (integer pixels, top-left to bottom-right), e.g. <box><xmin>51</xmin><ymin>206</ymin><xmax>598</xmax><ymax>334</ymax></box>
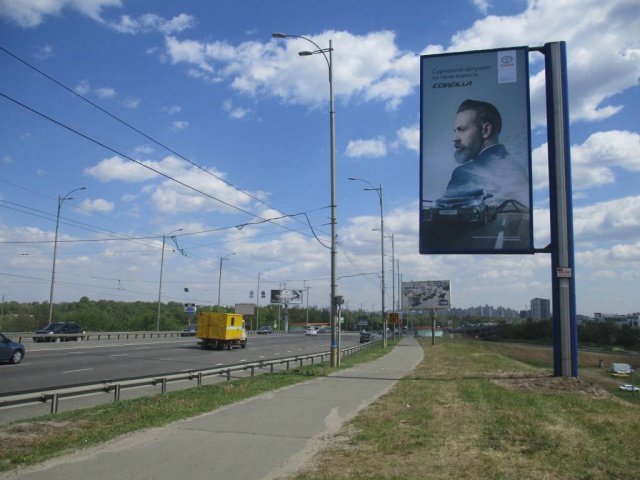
<box><xmin>235</xmin><ymin>303</ymin><xmax>256</xmax><ymax>316</ymax></box>
<box><xmin>420</xmin><ymin>47</ymin><xmax>533</xmax><ymax>254</ymax></box>
<box><xmin>270</xmin><ymin>289</ymin><xmax>303</xmax><ymax>305</ymax></box>
<box><xmin>402</xmin><ymin>281</ymin><xmax>452</xmax><ymax>310</ymax></box>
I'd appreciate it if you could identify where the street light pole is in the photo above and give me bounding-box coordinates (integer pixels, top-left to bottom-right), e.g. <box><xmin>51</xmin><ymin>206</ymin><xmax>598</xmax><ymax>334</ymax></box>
<box><xmin>256</xmin><ymin>269</ymin><xmax>269</xmax><ymax>331</ymax></box>
<box><xmin>0</xmin><ymin>293</ymin><xmax>5</xmax><ymax>331</ymax></box>
<box><xmin>48</xmin><ymin>187</ymin><xmax>86</xmax><ymax>324</ymax></box>
<box><xmin>349</xmin><ymin>177</ymin><xmax>386</xmax><ymax>348</ymax></box>
<box><xmin>156</xmin><ymin>228</ymin><xmax>183</xmax><ymax>332</ymax></box>
<box><xmin>272</xmin><ymin>32</ymin><xmax>339</xmax><ymax>367</ymax></box>
<box><xmin>217</xmin><ymin>253</ymin><xmax>235</xmax><ymax>311</ymax></box>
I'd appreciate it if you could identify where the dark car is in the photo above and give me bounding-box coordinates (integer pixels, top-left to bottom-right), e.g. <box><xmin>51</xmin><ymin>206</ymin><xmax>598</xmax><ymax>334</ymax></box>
<box><xmin>359</xmin><ymin>331</ymin><xmax>375</xmax><ymax>343</ymax></box>
<box><xmin>180</xmin><ymin>324</ymin><xmax>198</xmax><ymax>337</ymax></box>
<box><xmin>0</xmin><ymin>332</ymin><xmax>25</xmax><ymax>364</ymax></box>
<box><xmin>257</xmin><ymin>326</ymin><xmax>273</xmax><ymax>334</ymax></box>
<box><xmin>428</xmin><ymin>188</ymin><xmax>498</xmax><ymax>225</ymax></box>
<box><xmin>33</xmin><ymin>322</ymin><xmax>85</xmax><ymax>342</ymax></box>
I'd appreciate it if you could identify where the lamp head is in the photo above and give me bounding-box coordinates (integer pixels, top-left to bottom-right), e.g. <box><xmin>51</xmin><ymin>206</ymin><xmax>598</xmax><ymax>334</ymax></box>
<box><xmin>272</xmin><ymin>32</ymin><xmax>286</xmax><ymax>38</ymax></box>
<box><xmin>298</xmin><ymin>51</ymin><xmax>313</xmax><ymax>56</ymax></box>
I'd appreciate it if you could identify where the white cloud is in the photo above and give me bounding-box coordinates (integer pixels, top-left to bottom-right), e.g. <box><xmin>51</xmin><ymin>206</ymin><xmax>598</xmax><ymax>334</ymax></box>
<box><xmin>74</xmin><ymin>79</ymin><xmax>90</xmax><ymax>96</ymax></box>
<box><xmin>1</xmin><ymin>155</ymin><xmax>12</xmax><ymax>164</ymax></box>
<box><xmin>134</xmin><ymin>145</ymin><xmax>154</xmax><ymax>155</ymax></box>
<box><xmin>154</xmin><ymin>1</ymin><xmax>639</xmax><ymax>126</ymax></box>
<box><xmin>345</xmin><ymin>137</ymin><xmax>387</xmax><ymax>158</ymax></box>
<box><xmin>84</xmin><ymin>155</ymin><xmax>157</xmax><ymax>182</ymax></box>
<box><xmin>0</xmin><ymin>0</ymin><xmax>121</xmax><ymax>27</ymax></box>
<box><xmin>573</xmin><ymin>196</ymin><xmax>640</xmax><ymax>244</ymax></box>
<box><xmin>33</xmin><ymin>44</ymin><xmax>53</xmax><ymax>60</ymax></box>
<box><xmin>441</xmin><ymin>0</ymin><xmax>640</xmax><ymax>126</ymax></box>
<box><xmin>161</xmin><ymin>30</ymin><xmax>418</xmax><ymax>110</ymax></box>
<box><xmin>83</xmin><ymin>155</ymin><xmax>261</xmax><ymax>216</ymax></box>
<box><xmin>222</xmin><ymin>99</ymin><xmax>253</xmax><ymax>119</ymax></box>
<box><xmin>171</xmin><ymin>120</ymin><xmax>189</xmax><ymax>131</ymax></box>
<box><xmin>79</xmin><ymin>198</ymin><xmax>114</xmax><ymax>214</ymax></box>
<box><xmin>394</xmin><ymin>125</ymin><xmax>419</xmax><ymax>153</ymax></box>
<box><xmin>472</xmin><ymin>0</ymin><xmax>491</xmax><ymax>15</ymax></box>
<box><xmin>122</xmin><ymin>97</ymin><xmax>140</xmax><ymax>108</ymax></box>
<box><xmin>96</xmin><ymin>87</ymin><xmax>116</xmax><ymax>98</ymax></box>
<box><xmin>532</xmin><ymin>130</ymin><xmax>640</xmax><ymax>191</ymax></box>
<box><xmin>164</xmin><ymin>36</ymin><xmax>215</xmax><ymax>73</ymax></box>
<box><xmin>108</xmin><ymin>12</ymin><xmax>196</xmax><ymax>35</ymax></box>
<box><xmin>162</xmin><ymin>105</ymin><xmax>182</xmax><ymax>115</ymax></box>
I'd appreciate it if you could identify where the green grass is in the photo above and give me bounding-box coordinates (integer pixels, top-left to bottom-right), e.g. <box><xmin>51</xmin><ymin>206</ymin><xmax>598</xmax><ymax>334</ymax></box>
<box><xmin>289</xmin><ymin>337</ymin><xmax>640</xmax><ymax>480</ymax></box>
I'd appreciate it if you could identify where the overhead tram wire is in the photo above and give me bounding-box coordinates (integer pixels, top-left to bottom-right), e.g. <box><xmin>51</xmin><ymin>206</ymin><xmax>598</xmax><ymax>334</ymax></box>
<box><xmin>0</xmin><ymin>46</ymin><xmax>327</xmax><ymax>236</ymax></box>
<box><xmin>0</xmin><ymin>92</ymin><xmax>315</xmax><ymax>240</ymax></box>
<box><xmin>0</xmin><ymin>198</ymin><xmax>330</xmax><ymax>274</ymax></box>
<box><xmin>0</xmin><ymin>199</ymin><xmax>160</xmax><ymax>248</ymax></box>
<box><xmin>1</xmin><ymin>49</ymin><xmax>368</xmax><ymax>281</ymax></box>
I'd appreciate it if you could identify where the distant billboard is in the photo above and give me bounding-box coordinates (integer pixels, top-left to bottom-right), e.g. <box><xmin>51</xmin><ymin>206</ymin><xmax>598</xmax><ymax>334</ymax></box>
<box><xmin>235</xmin><ymin>303</ymin><xmax>256</xmax><ymax>315</ymax></box>
<box><xmin>270</xmin><ymin>289</ymin><xmax>303</xmax><ymax>305</ymax></box>
<box><xmin>420</xmin><ymin>47</ymin><xmax>533</xmax><ymax>254</ymax></box>
<box><xmin>401</xmin><ymin>281</ymin><xmax>452</xmax><ymax>310</ymax></box>
<box><xmin>183</xmin><ymin>303</ymin><xmax>196</xmax><ymax>314</ymax></box>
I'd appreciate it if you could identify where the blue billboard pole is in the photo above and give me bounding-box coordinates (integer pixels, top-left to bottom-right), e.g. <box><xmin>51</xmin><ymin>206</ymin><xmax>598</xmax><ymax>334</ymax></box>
<box><xmin>540</xmin><ymin>41</ymin><xmax>578</xmax><ymax>377</ymax></box>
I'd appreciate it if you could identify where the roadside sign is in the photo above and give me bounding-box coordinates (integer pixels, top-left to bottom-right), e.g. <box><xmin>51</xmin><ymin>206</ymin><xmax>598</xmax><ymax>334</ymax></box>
<box><xmin>388</xmin><ymin>313</ymin><xmax>399</xmax><ymax>324</ymax></box>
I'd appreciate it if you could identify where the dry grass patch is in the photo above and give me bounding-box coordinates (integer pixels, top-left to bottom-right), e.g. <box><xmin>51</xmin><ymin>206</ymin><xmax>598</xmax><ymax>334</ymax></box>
<box><xmin>288</xmin><ymin>338</ymin><xmax>640</xmax><ymax>480</ymax></box>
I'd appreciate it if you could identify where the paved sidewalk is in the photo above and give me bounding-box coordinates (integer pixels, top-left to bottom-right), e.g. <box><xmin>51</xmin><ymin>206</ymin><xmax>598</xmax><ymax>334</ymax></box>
<box><xmin>3</xmin><ymin>336</ymin><xmax>424</xmax><ymax>480</ymax></box>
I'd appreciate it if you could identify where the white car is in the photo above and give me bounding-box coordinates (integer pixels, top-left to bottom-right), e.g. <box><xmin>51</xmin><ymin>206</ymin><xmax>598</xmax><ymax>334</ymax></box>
<box><xmin>618</xmin><ymin>384</ymin><xmax>639</xmax><ymax>392</ymax></box>
<box><xmin>305</xmin><ymin>328</ymin><xmax>318</xmax><ymax>336</ymax></box>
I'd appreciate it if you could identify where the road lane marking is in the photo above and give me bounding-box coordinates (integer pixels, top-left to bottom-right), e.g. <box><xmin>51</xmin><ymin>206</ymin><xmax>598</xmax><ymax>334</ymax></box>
<box><xmin>62</xmin><ymin>368</ymin><xmax>93</xmax><ymax>374</ymax></box>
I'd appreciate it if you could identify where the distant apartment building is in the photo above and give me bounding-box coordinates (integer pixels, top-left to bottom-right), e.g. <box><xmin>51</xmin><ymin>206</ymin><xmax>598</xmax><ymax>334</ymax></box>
<box><xmin>530</xmin><ymin>298</ymin><xmax>551</xmax><ymax>319</ymax></box>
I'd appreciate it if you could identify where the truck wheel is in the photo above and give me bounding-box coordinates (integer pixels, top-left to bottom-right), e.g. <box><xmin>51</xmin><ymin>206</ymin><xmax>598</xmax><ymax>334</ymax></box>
<box><xmin>241</xmin><ymin>340</ymin><xmax>247</xmax><ymax>349</ymax></box>
<box><xmin>226</xmin><ymin>342</ymin><xmax>232</xmax><ymax>350</ymax></box>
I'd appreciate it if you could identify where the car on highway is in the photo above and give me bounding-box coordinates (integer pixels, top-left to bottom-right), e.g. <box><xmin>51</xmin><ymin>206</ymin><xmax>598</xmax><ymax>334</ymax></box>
<box><xmin>180</xmin><ymin>324</ymin><xmax>198</xmax><ymax>337</ymax></box>
<box><xmin>305</xmin><ymin>328</ymin><xmax>318</xmax><ymax>336</ymax></box>
<box><xmin>359</xmin><ymin>331</ymin><xmax>375</xmax><ymax>343</ymax></box>
<box><xmin>257</xmin><ymin>326</ymin><xmax>273</xmax><ymax>334</ymax></box>
<box><xmin>427</xmin><ymin>188</ymin><xmax>498</xmax><ymax>225</ymax></box>
<box><xmin>33</xmin><ymin>322</ymin><xmax>85</xmax><ymax>342</ymax></box>
<box><xmin>0</xmin><ymin>332</ymin><xmax>25</xmax><ymax>364</ymax></box>
<box><xmin>618</xmin><ymin>384</ymin><xmax>639</xmax><ymax>392</ymax></box>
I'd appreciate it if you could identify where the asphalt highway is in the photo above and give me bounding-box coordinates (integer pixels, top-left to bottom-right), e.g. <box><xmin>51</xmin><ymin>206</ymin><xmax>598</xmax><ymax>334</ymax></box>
<box><xmin>0</xmin><ymin>333</ymin><xmax>360</xmax><ymax>395</ymax></box>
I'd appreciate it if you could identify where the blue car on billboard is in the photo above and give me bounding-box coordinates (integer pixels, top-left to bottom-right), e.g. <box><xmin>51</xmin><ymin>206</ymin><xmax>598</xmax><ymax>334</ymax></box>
<box><xmin>427</xmin><ymin>188</ymin><xmax>498</xmax><ymax>226</ymax></box>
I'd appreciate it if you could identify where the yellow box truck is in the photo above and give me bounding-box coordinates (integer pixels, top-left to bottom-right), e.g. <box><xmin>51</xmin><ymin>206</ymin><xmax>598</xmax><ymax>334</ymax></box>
<box><xmin>197</xmin><ymin>312</ymin><xmax>248</xmax><ymax>350</ymax></box>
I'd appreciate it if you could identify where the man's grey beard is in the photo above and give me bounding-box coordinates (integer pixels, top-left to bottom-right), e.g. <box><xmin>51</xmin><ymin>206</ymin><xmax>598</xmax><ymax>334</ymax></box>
<box><xmin>453</xmin><ymin>133</ymin><xmax>483</xmax><ymax>164</ymax></box>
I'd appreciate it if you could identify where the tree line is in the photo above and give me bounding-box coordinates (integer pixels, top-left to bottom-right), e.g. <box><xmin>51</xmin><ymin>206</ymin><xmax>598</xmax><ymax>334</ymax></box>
<box><xmin>2</xmin><ymin>299</ymin><xmax>636</xmax><ymax>349</ymax></box>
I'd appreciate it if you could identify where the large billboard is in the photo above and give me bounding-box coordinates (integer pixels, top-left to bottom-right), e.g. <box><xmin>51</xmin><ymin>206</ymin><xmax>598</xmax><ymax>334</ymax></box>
<box><xmin>420</xmin><ymin>47</ymin><xmax>533</xmax><ymax>254</ymax></box>
<box><xmin>270</xmin><ymin>289</ymin><xmax>303</xmax><ymax>305</ymax></box>
<box><xmin>401</xmin><ymin>281</ymin><xmax>451</xmax><ymax>310</ymax></box>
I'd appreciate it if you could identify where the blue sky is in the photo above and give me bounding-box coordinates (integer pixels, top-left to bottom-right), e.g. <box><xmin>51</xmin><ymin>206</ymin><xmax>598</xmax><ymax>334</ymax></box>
<box><xmin>1</xmin><ymin>0</ymin><xmax>639</xmax><ymax>318</ymax></box>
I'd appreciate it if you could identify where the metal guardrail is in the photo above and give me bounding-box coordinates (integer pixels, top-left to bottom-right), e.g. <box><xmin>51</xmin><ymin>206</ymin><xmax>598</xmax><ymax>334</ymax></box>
<box><xmin>9</xmin><ymin>329</ymin><xmax>295</xmax><ymax>343</ymax></box>
<box><xmin>0</xmin><ymin>339</ymin><xmax>381</xmax><ymax>415</ymax></box>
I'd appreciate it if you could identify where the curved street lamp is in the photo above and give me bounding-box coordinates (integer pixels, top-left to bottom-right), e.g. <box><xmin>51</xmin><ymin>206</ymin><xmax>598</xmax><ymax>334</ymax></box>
<box><xmin>48</xmin><ymin>187</ymin><xmax>86</xmax><ymax>324</ymax></box>
<box><xmin>156</xmin><ymin>228</ymin><xmax>183</xmax><ymax>331</ymax></box>
<box><xmin>217</xmin><ymin>253</ymin><xmax>235</xmax><ymax>311</ymax></box>
<box><xmin>272</xmin><ymin>32</ymin><xmax>338</xmax><ymax>367</ymax></box>
<box><xmin>349</xmin><ymin>177</ymin><xmax>386</xmax><ymax>348</ymax></box>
